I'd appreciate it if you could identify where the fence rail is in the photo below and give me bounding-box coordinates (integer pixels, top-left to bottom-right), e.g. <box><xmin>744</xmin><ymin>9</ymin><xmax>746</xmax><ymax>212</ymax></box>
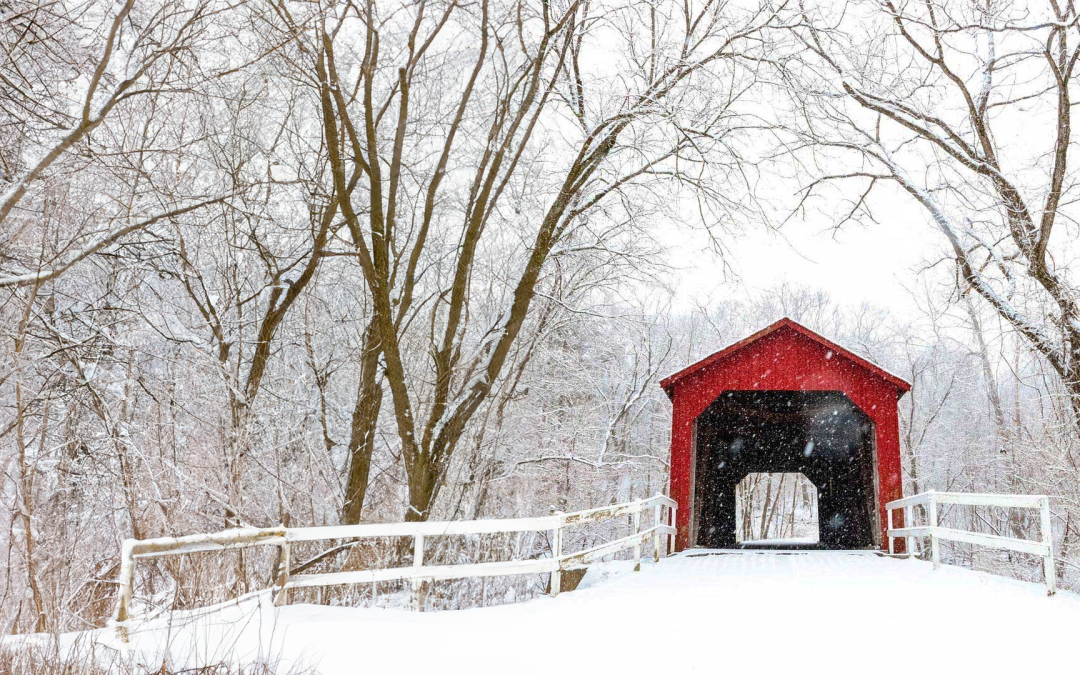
<box><xmin>885</xmin><ymin>490</ymin><xmax>1056</xmax><ymax>595</ymax></box>
<box><xmin>114</xmin><ymin>494</ymin><xmax>677</xmax><ymax>622</ymax></box>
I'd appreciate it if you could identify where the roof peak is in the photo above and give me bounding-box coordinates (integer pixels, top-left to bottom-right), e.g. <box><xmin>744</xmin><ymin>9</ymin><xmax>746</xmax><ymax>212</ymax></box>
<box><xmin>659</xmin><ymin>317</ymin><xmax>911</xmax><ymax>396</ymax></box>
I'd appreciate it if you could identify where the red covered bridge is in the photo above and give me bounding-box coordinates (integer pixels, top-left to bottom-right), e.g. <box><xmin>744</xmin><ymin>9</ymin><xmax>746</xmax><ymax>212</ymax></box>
<box><xmin>661</xmin><ymin>318</ymin><xmax>910</xmax><ymax>551</ymax></box>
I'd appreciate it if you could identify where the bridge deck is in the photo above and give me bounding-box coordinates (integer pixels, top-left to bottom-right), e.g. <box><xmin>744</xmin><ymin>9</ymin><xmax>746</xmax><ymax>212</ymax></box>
<box><xmin>37</xmin><ymin>552</ymin><xmax>1080</xmax><ymax>673</ymax></box>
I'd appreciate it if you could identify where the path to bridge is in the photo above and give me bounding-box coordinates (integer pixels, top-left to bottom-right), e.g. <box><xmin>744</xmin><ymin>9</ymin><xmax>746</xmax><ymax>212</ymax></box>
<box><xmin>83</xmin><ymin>552</ymin><xmax>1080</xmax><ymax>673</ymax></box>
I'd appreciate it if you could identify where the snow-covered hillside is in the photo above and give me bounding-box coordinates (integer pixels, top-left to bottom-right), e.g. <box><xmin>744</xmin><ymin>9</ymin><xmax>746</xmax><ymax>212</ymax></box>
<box><xmin>20</xmin><ymin>552</ymin><xmax>1080</xmax><ymax>674</ymax></box>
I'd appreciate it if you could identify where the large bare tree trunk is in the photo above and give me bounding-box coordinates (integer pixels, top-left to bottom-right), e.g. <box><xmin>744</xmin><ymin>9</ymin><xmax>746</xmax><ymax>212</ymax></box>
<box><xmin>342</xmin><ymin>321</ymin><xmax>383</xmax><ymax>525</ymax></box>
<box><xmin>13</xmin><ymin>284</ymin><xmax>46</xmax><ymax>633</ymax></box>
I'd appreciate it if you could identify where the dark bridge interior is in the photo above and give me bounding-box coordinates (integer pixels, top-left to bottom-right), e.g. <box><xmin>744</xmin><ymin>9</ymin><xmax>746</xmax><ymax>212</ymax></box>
<box><xmin>694</xmin><ymin>390</ymin><xmax>878</xmax><ymax>550</ymax></box>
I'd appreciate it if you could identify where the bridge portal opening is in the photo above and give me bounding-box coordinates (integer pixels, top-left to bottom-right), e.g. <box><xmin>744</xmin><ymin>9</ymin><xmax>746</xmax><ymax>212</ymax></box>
<box><xmin>735</xmin><ymin>472</ymin><xmax>819</xmax><ymax>547</ymax></box>
<box><xmin>693</xmin><ymin>390</ymin><xmax>879</xmax><ymax>550</ymax></box>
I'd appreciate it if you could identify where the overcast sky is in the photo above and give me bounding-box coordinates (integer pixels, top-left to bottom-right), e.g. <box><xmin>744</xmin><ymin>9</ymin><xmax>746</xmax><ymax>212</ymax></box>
<box><xmin>673</xmin><ymin>192</ymin><xmax>943</xmax><ymax>317</ymax></box>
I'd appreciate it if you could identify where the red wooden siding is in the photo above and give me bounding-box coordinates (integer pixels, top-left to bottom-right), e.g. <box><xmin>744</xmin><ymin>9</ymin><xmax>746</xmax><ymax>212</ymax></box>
<box><xmin>661</xmin><ymin>318</ymin><xmax>910</xmax><ymax>551</ymax></box>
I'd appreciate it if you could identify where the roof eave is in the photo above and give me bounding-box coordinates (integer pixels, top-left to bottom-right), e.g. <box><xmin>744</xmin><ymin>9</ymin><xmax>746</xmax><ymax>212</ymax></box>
<box><xmin>658</xmin><ymin>317</ymin><xmax>911</xmax><ymax>397</ymax></box>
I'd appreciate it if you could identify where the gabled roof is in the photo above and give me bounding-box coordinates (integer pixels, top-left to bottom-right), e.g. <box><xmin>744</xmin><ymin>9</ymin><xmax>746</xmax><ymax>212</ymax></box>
<box><xmin>659</xmin><ymin>317</ymin><xmax>911</xmax><ymax>398</ymax></box>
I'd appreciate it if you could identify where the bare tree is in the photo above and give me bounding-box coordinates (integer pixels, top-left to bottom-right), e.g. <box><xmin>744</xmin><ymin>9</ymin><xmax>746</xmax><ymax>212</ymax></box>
<box><xmin>0</xmin><ymin>0</ymin><xmax>245</xmax><ymax>289</ymax></box>
<box><xmin>276</xmin><ymin>0</ymin><xmax>787</xmax><ymax>522</ymax></box>
<box><xmin>784</xmin><ymin>0</ymin><xmax>1080</xmax><ymax>429</ymax></box>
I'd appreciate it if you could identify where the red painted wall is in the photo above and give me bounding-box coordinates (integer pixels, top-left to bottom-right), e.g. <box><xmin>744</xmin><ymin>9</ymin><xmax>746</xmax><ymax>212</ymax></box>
<box><xmin>664</xmin><ymin>322</ymin><xmax>907</xmax><ymax>551</ymax></box>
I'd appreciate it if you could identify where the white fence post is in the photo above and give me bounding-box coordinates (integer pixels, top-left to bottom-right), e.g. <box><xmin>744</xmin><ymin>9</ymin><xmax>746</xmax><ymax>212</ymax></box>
<box><xmin>274</xmin><ymin>540</ymin><xmax>291</xmax><ymax>607</ymax></box>
<box><xmin>115</xmin><ymin>539</ymin><xmax>136</xmax><ymax>623</ymax></box>
<box><xmin>550</xmin><ymin>512</ymin><xmax>563</xmax><ymax>596</ymax></box>
<box><xmin>669</xmin><ymin>502</ymin><xmax>677</xmax><ymax>556</ymax></box>
<box><xmin>1040</xmin><ymin>497</ymin><xmax>1057</xmax><ymax>596</ymax></box>
<box><xmin>632</xmin><ymin>510</ymin><xmax>641</xmax><ymax>571</ymax></box>
<box><xmin>904</xmin><ymin>504</ymin><xmax>915</xmax><ymax>557</ymax></box>
<box><xmin>927</xmin><ymin>492</ymin><xmax>940</xmax><ymax>570</ymax></box>
<box><xmin>887</xmin><ymin>508</ymin><xmax>895</xmax><ymax>555</ymax></box>
<box><xmin>653</xmin><ymin>503</ymin><xmax>662</xmax><ymax>562</ymax></box>
<box><xmin>411</xmin><ymin>534</ymin><xmax>425</xmax><ymax>611</ymax></box>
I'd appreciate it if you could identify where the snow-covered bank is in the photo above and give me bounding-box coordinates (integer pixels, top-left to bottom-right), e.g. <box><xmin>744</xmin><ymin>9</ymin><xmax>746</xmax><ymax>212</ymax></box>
<box><xmin>17</xmin><ymin>552</ymin><xmax>1080</xmax><ymax>674</ymax></box>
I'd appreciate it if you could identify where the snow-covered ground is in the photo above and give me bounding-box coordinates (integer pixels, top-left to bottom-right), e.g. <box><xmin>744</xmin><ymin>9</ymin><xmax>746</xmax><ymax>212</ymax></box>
<box><xmin>18</xmin><ymin>552</ymin><xmax>1080</xmax><ymax>674</ymax></box>
<box><xmin>739</xmin><ymin>536</ymin><xmax>819</xmax><ymax>545</ymax></box>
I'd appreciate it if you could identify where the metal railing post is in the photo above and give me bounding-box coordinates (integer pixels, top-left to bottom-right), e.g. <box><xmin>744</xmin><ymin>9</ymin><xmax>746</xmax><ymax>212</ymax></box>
<box><xmin>550</xmin><ymin>511</ymin><xmax>563</xmax><ymax>596</ymax></box>
<box><xmin>927</xmin><ymin>492</ymin><xmax>940</xmax><ymax>570</ymax></box>
<box><xmin>411</xmin><ymin>534</ymin><xmax>425</xmax><ymax>611</ymax></box>
<box><xmin>653</xmin><ymin>503</ymin><xmax>662</xmax><ymax>562</ymax></box>
<box><xmin>1040</xmin><ymin>497</ymin><xmax>1057</xmax><ymax>596</ymax></box>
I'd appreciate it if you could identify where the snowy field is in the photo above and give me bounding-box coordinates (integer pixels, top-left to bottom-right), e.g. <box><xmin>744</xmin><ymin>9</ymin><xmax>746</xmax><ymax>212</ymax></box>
<box><xmin>18</xmin><ymin>552</ymin><xmax>1080</xmax><ymax>674</ymax></box>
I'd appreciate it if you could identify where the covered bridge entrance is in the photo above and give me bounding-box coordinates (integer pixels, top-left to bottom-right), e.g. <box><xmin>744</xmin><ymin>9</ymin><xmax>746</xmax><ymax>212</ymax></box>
<box><xmin>661</xmin><ymin>318</ymin><xmax>910</xmax><ymax>551</ymax></box>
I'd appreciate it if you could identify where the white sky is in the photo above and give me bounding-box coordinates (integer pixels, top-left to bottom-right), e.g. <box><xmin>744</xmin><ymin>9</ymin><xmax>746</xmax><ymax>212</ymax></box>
<box><xmin>672</xmin><ymin>196</ymin><xmax>943</xmax><ymax>316</ymax></box>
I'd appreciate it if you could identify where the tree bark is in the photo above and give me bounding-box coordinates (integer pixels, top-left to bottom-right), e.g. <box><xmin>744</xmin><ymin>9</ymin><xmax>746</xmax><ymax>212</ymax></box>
<box><xmin>341</xmin><ymin>320</ymin><xmax>383</xmax><ymax>525</ymax></box>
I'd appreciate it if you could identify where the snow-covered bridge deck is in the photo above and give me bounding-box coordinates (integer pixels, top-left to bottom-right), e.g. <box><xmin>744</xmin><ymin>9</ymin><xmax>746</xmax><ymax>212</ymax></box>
<box><xmin>73</xmin><ymin>551</ymin><xmax>1080</xmax><ymax>674</ymax></box>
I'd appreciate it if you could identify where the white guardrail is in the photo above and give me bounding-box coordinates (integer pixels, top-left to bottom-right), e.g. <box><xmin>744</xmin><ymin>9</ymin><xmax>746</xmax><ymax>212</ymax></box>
<box><xmin>114</xmin><ymin>494</ymin><xmax>677</xmax><ymax>622</ymax></box>
<box><xmin>886</xmin><ymin>491</ymin><xmax>1056</xmax><ymax>595</ymax></box>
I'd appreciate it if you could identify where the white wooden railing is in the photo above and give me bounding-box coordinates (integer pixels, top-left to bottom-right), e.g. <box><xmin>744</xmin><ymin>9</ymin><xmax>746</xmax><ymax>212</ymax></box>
<box><xmin>886</xmin><ymin>491</ymin><xmax>1056</xmax><ymax>595</ymax></box>
<box><xmin>114</xmin><ymin>494</ymin><xmax>677</xmax><ymax>622</ymax></box>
